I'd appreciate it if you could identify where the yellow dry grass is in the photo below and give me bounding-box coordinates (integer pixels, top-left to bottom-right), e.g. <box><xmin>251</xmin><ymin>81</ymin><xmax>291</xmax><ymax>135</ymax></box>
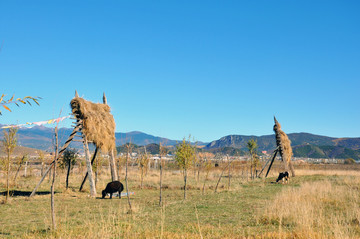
<box><xmin>259</xmin><ymin>177</ymin><xmax>360</xmax><ymax>238</ymax></box>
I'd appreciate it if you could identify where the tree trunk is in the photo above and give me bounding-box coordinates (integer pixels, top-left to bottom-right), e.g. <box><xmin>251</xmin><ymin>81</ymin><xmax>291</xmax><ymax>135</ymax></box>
<box><xmin>24</xmin><ymin>160</ymin><xmax>28</xmax><ymax>177</ymax></box>
<box><xmin>140</xmin><ymin>168</ymin><xmax>144</xmax><ymax>189</ymax></box>
<box><xmin>51</xmin><ymin>163</ymin><xmax>56</xmax><ymax>230</ymax></box>
<box><xmin>197</xmin><ymin>165</ymin><xmax>201</xmax><ymax>182</ymax></box>
<box><xmin>6</xmin><ymin>152</ymin><xmax>10</xmax><ymax>203</ymax></box>
<box><xmin>14</xmin><ymin>156</ymin><xmax>25</xmax><ymax>184</ymax></box>
<box><xmin>109</xmin><ymin>149</ymin><xmax>118</xmax><ymax>181</ymax></box>
<box><xmin>250</xmin><ymin>157</ymin><xmax>253</xmax><ymax>180</ymax></box>
<box><xmin>66</xmin><ymin>157</ymin><xmax>71</xmax><ymax>189</ymax></box>
<box><xmin>202</xmin><ymin>171</ymin><xmax>209</xmax><ymax>194</ymax></box>
<box><xmin>125</xmin><ymin>153</ymin><xmax>132</xmax><ymax>212</ymax></box>
<box><xmin>51</xmin><ymin>127</ymin><xmax>58</xmax><ymax>230</ymax></box>
<box><xmin>41</xmin><ymin>161</ymin><xmax>44</xmax><ymax>177</ymax></box>
<box><xmin>228</xmin><ymin>159</ymin><xmax>231</xmax><ymax>190</ymax></box>
<box><xmin>183</xmin><ymin>169</ymin><xmax>187</xmax><ymax>200</ymax></box>
<box><xmin>159</xmin><ymin>155</ymin><xmax>163</xmax><ymax>206</ymax></box>
<box><xmin>117</xmin><ymin>160</ymin><xmax>121</xmax><ymax>181</ymax></box>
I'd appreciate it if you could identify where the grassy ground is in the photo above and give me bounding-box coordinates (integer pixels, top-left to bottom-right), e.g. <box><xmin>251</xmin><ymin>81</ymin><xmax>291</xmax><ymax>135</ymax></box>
<box><xmin>1</xmin><ymin>163</ymin><xmax>360</xmax><ymax>238</ymax></box>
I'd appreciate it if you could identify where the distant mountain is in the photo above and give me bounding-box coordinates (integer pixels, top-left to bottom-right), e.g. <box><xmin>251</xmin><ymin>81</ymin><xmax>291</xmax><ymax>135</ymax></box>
<box><xmin>0</xmin><ymin>145</ymin><xmax>43</xmax><ymax>157</ymax></box>
<box><xmin>206</xmin><ymin>133</ymin><xmax>360</xmax><ymax>150</ymax></box>
<box><xmin>115</xmin><ymin>131</ymin><xmax>179</xmax><ymax>146</ymax></box>
<box><xmin>206</xmin><ymin>133</ymin><xmax>360</xmax><ymax>160</ymax></box>
<box><xmin>116</xmin><ymin>143</ymin><xmax>166</xmax><ymax>155</ymax></box>
<box><xmin>1</xmin><ymin>125</ymin><xmax>359</xmax><ymax>159</ymax></box>
<box><xmin>292</xmin><ymin>145</ymin><xmax>360</xmax><ymax>160</ymax></box>
<box><xmin>0</xmin><ymin>125</ymin><xmax>183</xmax><ymax>151</ymax></box>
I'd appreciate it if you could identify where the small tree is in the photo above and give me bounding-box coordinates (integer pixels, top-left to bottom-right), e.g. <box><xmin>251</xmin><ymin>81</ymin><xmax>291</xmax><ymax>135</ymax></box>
<box><xmin>175</xmin><ymin>137</ymin><xmax>196</xmax><ymax>200</ymax></box>
<box><xmin>137</xmin><ymin>147</ymin><xmax>150</xmax><ymax>189</ymax></box>
<box><xmin>116</xmin><ymin>155</ymin><xmax>126</xmax><ymax>180</ymax></box>
<box><xmin>14</xmin><ymin>154</ymin><xmax>27</xmax><ymax>184</ymax></box>
<box><xmin>94</xmin><ymin>154</ymin><xmax>105</xmax><ymax>187</ymax></box>
<box><xmin>38</xmin><ymin>151</ymin><xmax>45</xmax><ymax>177</ymax></box>
<box><xmin>247</xmin><ymin>139</ymin><xmax>258</xmax><ymax>179</ymax></box>
<box><xmin>1</xmin><ymin>128</ymin><xmax>18</xmax><ymax>203</ymax></box>
<box><xmin>59</xmin><ymin>148</ymin><xmax>78</xmax><ymax>189</ymax></box>
<box><xmin>202</xmin><ymin>160</ymin><xmax>213</xmax><ymax>194</ymax></box>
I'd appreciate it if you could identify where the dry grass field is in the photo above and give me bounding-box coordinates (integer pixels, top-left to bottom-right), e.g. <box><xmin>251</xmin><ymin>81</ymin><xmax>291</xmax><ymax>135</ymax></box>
<box><xmin>1</xmin><ymin>161</ymin><xmax>360</xmax><ymax>238</ymax></box>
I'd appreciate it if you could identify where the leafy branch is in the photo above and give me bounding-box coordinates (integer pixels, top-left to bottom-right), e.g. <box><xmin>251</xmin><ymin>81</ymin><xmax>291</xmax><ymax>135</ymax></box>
<box><xmin>0</xmin><ymin>94</ymin><xmax>41</xmax><ymax>115</ymax></box>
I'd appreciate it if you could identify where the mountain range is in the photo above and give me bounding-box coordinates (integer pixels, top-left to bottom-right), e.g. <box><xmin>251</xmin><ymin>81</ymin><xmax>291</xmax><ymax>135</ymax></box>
<box><xmin>205</xmin><ymin>133</ymin><xmax>360</xmax><ymax>151</ymax></box>
<box><xmin>1</xmin><ymin>125</ymin><xmax>359</xmax><ymax>160</ymax></box>
<box><xmin>205</xmin><ymin>133</ymin><xmax>360</xmax><ymax>160</ymax></box>
<box><xmin>0</xmin><ymin>125</ymin><xmax>181</xmax><ymax>151</ymax></box>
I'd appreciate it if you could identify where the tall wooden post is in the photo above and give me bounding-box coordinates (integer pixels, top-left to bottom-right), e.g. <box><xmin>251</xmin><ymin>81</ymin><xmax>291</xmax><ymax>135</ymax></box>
<box><xmin>82</xmin><ymin>135</ymin><xmax>96</xmax><ymax>197</ymax></box>
<box><xmin>79</xmin><ymin>147</ymin><xmax>99</xmax><ymax>191</ymax></box>
<box><xmin>109</xmin><ymin>150</ymin><xmax>118</xmax><ymax>181</ymax></box>
<box><xmin>159</xmin><ymin>143</ymin><xmax>163</xmax><ymax>206</ymax></box>
<box><xmin>51</xmin><ymin>126</ymin><xmax>58</xmax><ymax>230</ymax></box>
<box><xmin>103</xmin><ymin>92</ymin><xmax>118</xmax><ymax>181</ymax></box>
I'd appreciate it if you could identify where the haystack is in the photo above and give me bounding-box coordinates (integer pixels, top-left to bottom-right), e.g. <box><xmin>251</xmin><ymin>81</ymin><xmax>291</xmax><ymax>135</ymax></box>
<box><xmin>273</xmin><ymin>117</ymin><xmax>295</xmax><ymax>176</ymax></box>
<box><xmin>70</xmin><ymin>97</ymin><xmax>116</xmax><ymax>152</ymax></box>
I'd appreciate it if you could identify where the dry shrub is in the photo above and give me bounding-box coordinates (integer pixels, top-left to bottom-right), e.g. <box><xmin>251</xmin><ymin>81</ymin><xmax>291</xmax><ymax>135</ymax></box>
<box><xmin>70</xmin><ymin>97</ymin><xmax>115</xmax><ymax>152</ymax></box>
<box><xmin>259</xmin><ymin>178</ymin><xmax>360</xmax><ymax>238</ymax></box>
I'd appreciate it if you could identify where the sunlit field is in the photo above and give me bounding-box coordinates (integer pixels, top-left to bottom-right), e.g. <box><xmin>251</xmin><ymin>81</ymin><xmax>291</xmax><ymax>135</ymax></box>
<box><xmin>1</xmin><ymin>161</ymin><xmax>360</xmax><ymax>238</ymax></box>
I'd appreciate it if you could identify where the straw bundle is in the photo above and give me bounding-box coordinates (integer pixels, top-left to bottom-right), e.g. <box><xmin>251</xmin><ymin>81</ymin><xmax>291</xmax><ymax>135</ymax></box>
<box><xmin>70</xmin><ymin>97</ymin><xmax>116</xmax><ymax>152</ymax></box>
<box><xmin>273</xmin><ymin>117</ymin><xmax>295</xmax><ymax>176</ymax></box>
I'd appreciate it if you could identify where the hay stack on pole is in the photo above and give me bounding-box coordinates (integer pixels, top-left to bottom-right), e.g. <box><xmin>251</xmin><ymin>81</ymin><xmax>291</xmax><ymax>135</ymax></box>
<box><xmin>71</xmin><ymin>92</ymin><xmax>118</xmax><ymax>197</ymax></box>
<box><xmin>273</xmin><ymin>117</ymin><xmax>295</xmax><ymax>177</ymax></box>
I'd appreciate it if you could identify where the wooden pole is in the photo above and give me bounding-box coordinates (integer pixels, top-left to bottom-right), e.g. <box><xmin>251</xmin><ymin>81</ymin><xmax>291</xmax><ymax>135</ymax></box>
<box><xmin>159</xmin><ymin>143</ymin><xmax>163</xmax><ymax>206</ymax></box>
<box><xmin>103</xmin><ymin>92</ymin><xmax>118</xmax><ymax>181</ymax></box>
<box><xmin>109</xmin><ymin>149</ymin><xmax>118</xmax><ymax>181</ymax></box>
<box><xmin>265</xmin><ymin>149</ymin><xmax>278</xmax><ymax>178</ymax></box>
<box><xmin>227</xmin><ymin>155</ymin><xmax>231</xmax><ymax>190</ymax></box>
<box><xmin>30</xmin><ymin>123</ymin><xmax>82</xmax><ymax>197</ymax></box>
<box><xmin>125</xmin><ymin>143</ymin><xmax>133</xmax><ymax>212</ymax></box>
<box><xmin>51</xmin><ymin>126</ymin><xmax>58</xmax><ymax>230</ymax></box>
<box><xmin>258</xmin><ymin>147</ymin><xmax>278</xmax><ymax>177</ymax></box>
<box><xmin>79</xmin><ymin>147</ymin><xmax>99</xmax><ymax>191</ymax></box>
<box><xmin>82</xmin><ymin>135</ymin><xmax>96</xmax><ymax>197</ymax></box>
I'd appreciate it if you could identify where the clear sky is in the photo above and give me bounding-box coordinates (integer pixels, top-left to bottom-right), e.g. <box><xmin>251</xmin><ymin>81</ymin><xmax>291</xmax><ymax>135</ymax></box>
<box><xmin>1</xmin><ymin>1</ymin><xmax>359</xmax><ymax>142</ymax></box>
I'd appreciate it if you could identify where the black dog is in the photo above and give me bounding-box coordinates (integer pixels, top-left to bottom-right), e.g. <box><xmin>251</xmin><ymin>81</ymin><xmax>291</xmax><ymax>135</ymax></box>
<box><xmin>102</xmin><ymin>181</ymin><xmax>124</xmax><ymax>199</ymax></box>
<box><xmin>276</xmin><ymin>171</ymin><xmax>289</xmax><ymax>184</ymax></box>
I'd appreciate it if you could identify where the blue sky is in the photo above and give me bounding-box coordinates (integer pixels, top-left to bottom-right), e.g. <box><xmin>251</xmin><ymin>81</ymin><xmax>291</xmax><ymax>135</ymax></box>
<box><xmin>1</xmin><ymin>1</ymin><xmax>359</xmax><ymax>142</ymax></box>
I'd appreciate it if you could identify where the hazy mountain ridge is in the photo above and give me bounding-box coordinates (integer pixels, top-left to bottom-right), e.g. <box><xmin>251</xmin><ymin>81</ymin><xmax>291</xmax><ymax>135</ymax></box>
<box><xmin>206</xmin><ymin>133</ymin><xmax>360</xmax><ymax>159</ymax></box>
<box><xmin>1</xmin><ymin>125</ymin><xmax>359</xmax><ymax>159</ymax></box>
<box><xmin>206</xmin><ymin>133</ymin><xmax>360</xmax><ymax>151</ymax></box>
<box><xmin>0</xmin><ymin>125</ymin><xmax>182</xmax><ymax>151</ymax></box>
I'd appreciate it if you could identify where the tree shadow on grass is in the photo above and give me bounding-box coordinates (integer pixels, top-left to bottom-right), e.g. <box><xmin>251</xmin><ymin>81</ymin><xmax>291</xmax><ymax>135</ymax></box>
<box><xmin>0</xmin><ymin>190</ymin><xmax>55</xmax><ymax>197</ymax></box>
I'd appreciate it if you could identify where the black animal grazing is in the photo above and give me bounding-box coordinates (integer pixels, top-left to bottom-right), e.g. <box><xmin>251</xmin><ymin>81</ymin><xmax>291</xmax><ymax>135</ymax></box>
<box><xmin>276</xmin><ymin>171</ymin><xmax>289</xmax><ymax>184</ymax></box>
<box><xmin>102</xmin><ymin>181</ymin><xmax>124</xmax><ymax>199</ymax></box>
